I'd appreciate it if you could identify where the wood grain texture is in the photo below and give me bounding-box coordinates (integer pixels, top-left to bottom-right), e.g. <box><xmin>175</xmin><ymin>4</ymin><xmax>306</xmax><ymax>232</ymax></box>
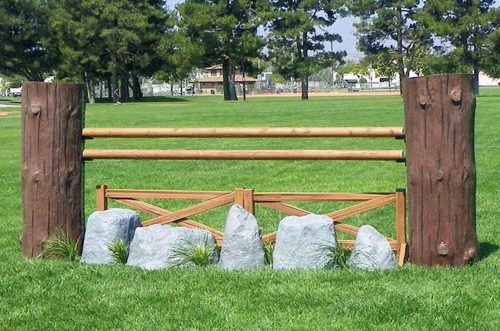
<box><xmin>105</xmin><ymin>189</ymin><xmax>228</xmax><ymax>200</ymax></box>
<box><xmin>82</xmin><ymin>149</ymin><xmax>405</xmax><ymax>161</ymax></box>
<box><xmin>143</xmin><ymin>192</ymin><xmax>235</xmax><ymax>226</ymax></box>
<box><xmin>82</xmin><ymin>127</ymin><xmax>405</xmax><ymax>138</ymax></box>
<box><xmin>21</xmin><ymin>82</ymin><xmax>85</xmax><ymax>257</ymax></box>
<box><xmin>404</xmin><ymin>74</ymin><xmax>479</xmax><ymax>266</ymax></box>
<box><xmin>96</xmin><ymin>185</ymin><xmax>108</xmax><ymax>211</ymax></box>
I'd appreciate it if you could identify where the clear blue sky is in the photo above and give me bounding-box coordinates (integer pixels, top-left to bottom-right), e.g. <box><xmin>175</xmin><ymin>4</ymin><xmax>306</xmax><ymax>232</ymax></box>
<box><xmin>167</xmin><ymin>0</ymin><xmax>362</xmax><ymax>60</ymax></box>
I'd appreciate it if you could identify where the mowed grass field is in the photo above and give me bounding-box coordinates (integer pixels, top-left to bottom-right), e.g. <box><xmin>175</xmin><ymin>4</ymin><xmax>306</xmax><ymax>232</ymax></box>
<box><xmin>0</xmin><ymin>90</ymin><xmax>499</xmax><ymax>330</ymax></box>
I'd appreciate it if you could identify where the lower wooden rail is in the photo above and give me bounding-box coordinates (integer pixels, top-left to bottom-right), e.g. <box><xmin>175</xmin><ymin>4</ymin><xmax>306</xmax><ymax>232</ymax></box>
<box><xmin>83</xmin><ymin>149</ymin><xmax>405</xmax><ymax>161</ymax></box>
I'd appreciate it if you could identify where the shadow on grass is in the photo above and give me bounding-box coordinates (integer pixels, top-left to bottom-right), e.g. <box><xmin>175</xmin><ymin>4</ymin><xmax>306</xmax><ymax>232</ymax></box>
<box><xmin>95</xmin><ymin>96</ymin><xmax>191</xmax><ymax>103</ymax></box>
<box><xmin>0</xmin><ymin>98</ymin><xmax>21</xmax><ymax>104</ymax></box>
<box><xmin>479</xmin><ymin>242</ymin><xmax>499</xmax><ymax>260</ymax></box>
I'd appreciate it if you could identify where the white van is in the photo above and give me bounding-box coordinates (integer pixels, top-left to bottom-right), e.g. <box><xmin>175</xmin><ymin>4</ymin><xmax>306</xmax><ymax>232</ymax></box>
<box><xmin>9</xmin><ymin>87</ymin><xmax>22</xmax><ymax>97</ymax></box>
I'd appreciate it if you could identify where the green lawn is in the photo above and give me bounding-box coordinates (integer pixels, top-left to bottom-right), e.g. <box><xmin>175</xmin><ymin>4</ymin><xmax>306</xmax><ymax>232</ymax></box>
<box><xmin>0</xmin><ymin>90</ymin><xmax>499</xmax><ymax>330</ymax></box>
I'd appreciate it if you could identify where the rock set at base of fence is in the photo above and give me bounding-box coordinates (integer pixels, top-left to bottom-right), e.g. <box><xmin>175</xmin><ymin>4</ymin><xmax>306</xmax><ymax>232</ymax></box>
<box><xmin>218</xmin><ymin>204</ymin><xmax>265</xmax><ymax>270</ymax></box>
<box><xmin>126</xmin><ymin>225</ymin><xmax>218</xmax><ymax>270</ymax></box>
<box><xmin>81</xmin><ymin>208</ymin><xmax>141</xmax><ymax>264</ymax></box>
<box><xmin>273</xmin><ymin>214</ymin><xmax>337</xmax><ymax>270</ymax></box>
<box><xmin>81</xmin><ymin>207</ymin><xmax>397</xmax><ymax>271</ymax></box>
<box><xmin>348</xmin><ymin>225</ymin><xmax>397</xmax><ymax>270</ymax></box>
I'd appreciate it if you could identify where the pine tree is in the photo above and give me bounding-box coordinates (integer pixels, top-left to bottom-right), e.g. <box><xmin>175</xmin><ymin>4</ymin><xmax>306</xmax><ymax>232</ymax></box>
<box><xmin>266</xmin><ymin>0</ymin><xmax>345</xmax><ymax>100</ymax></box>
<box><xmin>177</xmin><ymin>0</ymin><xmax>266</xmax><ymax>100</ymax></box>
<box><xmin>419</xmin><ymin>0</ymin><xmax>499</xmax><ymax>94</ymax></box>
<box><xmin>0</xmin><ymin>0</ymin><xmax>56</xmax><ymax>81</ymax></box>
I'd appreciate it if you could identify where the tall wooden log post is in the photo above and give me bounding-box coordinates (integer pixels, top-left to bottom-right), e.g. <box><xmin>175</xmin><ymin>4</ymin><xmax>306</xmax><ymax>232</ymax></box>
<box><xmin>403</xmin><ymin>74</ymin><xmax>479</xmax><ymax>266</ymax></box>
<box><xmin>21</xmin><ymin>82</ymin><xmax>85</xmax><ymax>257</ymax></box>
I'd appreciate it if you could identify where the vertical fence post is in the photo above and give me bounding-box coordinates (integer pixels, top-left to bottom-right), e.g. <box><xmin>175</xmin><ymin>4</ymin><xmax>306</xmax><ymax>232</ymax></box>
<box><xmin>234</xmin><ymin>188</ymin><xmax>245</xmax><ymax>207</ymax></box>
<box><xmin>403</xmin><ymin>74</ymin><xmax>479</xmax><ymax>266</ymax></box>
<box><xmin>21</xmin><ymin>82</ymin><xmax>85</xmax><ymax>257</ymax></box>
<box><xmin>243</xmin><ymin>188</ymin><xmax>255</xmax><ymax>214</ymax></box>
<box><xmin>395</xmin><ymin>189</ymin><xmax>407</xmax><ymax>266</ymax></box>
<box><xmin>96</xmin><ymin>185</ymin><xmax>108</xmax><ymax>211</ymax></box>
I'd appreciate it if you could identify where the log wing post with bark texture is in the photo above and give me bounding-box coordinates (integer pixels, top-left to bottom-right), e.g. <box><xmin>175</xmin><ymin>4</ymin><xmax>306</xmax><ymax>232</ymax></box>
<box><xmin>21</xmin><ymin>82</ymin><xmax>85</xmax><ymax>257</ymax></box>
<box><xmin>404</xmin><ymin>74</ymin><xmax>479</xmax><ymax>266</ymax></box>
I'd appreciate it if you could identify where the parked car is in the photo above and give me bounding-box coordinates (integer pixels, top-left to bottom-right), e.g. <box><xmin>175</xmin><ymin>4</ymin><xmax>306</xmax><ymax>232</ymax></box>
<box><xmin>9</xmin><ymin>87</ymin><xmax>22</xmax><ymax>97</ymax></box>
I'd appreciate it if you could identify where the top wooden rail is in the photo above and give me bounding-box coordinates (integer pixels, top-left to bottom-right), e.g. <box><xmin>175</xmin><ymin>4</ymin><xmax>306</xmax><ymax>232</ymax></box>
<box><xmin>82</xmin><ymin>127</ymin><xmax>405</xmax><ymax>138</ymax></box>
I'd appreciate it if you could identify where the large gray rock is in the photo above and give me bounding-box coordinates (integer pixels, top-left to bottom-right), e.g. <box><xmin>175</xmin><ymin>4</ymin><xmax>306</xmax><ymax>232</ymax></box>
<box><xmin>219</xmin><ymin>204</ymin><xmax>265</xmax><ymax>270</ymax></box>
<box><xmin>81</xmin><ymin>208</ymin><xmax>141</xmax><ymax>264</ymax></box>
<box><xmin>348</xmin><ymin>225</ymin><xmax>397</xmax><ymax>271</ymax></box>
<box><xmin>126</xmin><ymin>225</ymin><xmax>218</xmax><ymax>270</ymax></box>
<box><xmin>273</xmin><ymin>214</ymin><xmax>336</xmax><ymax>270</ymax></box>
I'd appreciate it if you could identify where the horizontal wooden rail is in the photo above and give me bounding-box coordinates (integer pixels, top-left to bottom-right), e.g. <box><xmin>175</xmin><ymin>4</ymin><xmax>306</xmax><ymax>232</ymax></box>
<box><xmin>83</xmin><ymin>127</ymin><xmax>405</xmax><ymax>138</ymax></box>
<box><xmin>83</xmin><ymin>149</ymin><xmax>405</xmax><ymax>161</ymax></box>
<box><xmin>254</xmin><ymin>192</ymin><xmax>390</xmax><ymax>202</ymax></box>
<box><xmin>105</xmin><ymin>189</ymin><xmax>230</xmax><ymax>200</ymax></box>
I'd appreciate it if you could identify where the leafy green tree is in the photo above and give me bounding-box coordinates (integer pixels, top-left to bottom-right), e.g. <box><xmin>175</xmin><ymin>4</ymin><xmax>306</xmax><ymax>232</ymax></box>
<box><xmin>373</xmin><ymin>50</ymin><xmax>399</xmax><ymax>89</ymax></box>
<box><xmin>266</xmin><ymin>0</ymin><xmax>346</xmax><ymax>99</ymax></box>
<box><xmin>158</xmin><ymin>22</ymin><xmax>204</xmax><ymax>95</ymax></box>
<box><xmin>419</xmin><ymin>0</ymin><xmax>500</xmax><ymax>93</ymax></box>
<box><xmin>177</xmin><ymin>0</ymin><xmax>266</xmax><ymax>100</ymax></box>
<box><xmin>349</xmin><ymin>0</ymin><xmax>431</xmax><ymax>93</ymax></box>
<box><xmin>0</xmin><ymin>0</ymin><xmax>56</xmax><ymax>81</ymax></box>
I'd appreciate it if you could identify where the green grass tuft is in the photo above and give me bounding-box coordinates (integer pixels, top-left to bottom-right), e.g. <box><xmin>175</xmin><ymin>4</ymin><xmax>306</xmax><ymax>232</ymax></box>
<box><xmin>38</xmin><ymin>232</ymin><xmax>80</xmax><ymax>262</ymax></box>
<box><xmin>171</xmin><ymin>233</ymin><xmax>217</xmax><ymax>267</ymax></box>
<box><xmin>264</xmin><ymin>242</ymin><xmax>274</xmax><ymax>266</ymax></box>
<box><xmin>107</xmin><ymin>240</ymin><xmax>129</xmax><ymax>264</ymax></box>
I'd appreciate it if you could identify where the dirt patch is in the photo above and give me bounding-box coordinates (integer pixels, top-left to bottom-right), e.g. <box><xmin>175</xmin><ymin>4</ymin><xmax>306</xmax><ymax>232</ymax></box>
<box><xmin>0</xmin><ymin>112</ymin><xmax>11</xmax><ymax>116</ymax></box>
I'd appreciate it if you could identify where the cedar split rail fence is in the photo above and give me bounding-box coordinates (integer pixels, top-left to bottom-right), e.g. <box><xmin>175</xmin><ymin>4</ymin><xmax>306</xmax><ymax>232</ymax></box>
<box><xmin>21</xmin><ymin>74</ymin><xmax>480</xmax><ymax>267</ymax></box>
<box><xmin>96</xmin><ymin>186</ymin><xmax>407</xmax><ymax>266</ymax></box>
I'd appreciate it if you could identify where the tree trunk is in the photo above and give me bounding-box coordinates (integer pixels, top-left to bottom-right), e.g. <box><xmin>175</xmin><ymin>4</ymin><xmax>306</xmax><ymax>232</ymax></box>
<box><xmin>170</xmin><ymin>78</ymin><xmax>174</xmax><ymax>95</ymax></box>
<box><xmin>132</xmin><ymin>74</ymin><xmax>143</xmax><ymax>100</ymax></box>
<box><xmin>120</xmin><ymin>70</ymin><xmax>130</xmax><ymax>101</ymax></box>
<box><xmin>107</xmin><ymin>77</ymin><xmax>113</xmax><ymax>102</ymax></box>
<box><xmin>301</xmin><ymin>75</ymin><xmax>309</xmax><ymax>100</ymax></box>
<box><xmin>21</xmin><ymin>82</ymin><xmax>85</xmax><ymax>257</ymax></box>
<box><xmin>111</xmin><ymin>60</ymin><xmax>119</xmax><ymax>103</ymax></box>
<box><xmin>403</xmin><ymin>74</ymin><xmax>479</xmax><ymax>267</ymax></box>
<box><xmin>301</xmin><ymin>32</ymin><xmax>309</xmax><ymax>100</ymax></box>
<box><xmin>84</xmin><ymin>72</ymin><xmax>95</xmax><ymax>104</ymax></box>
<box><xmin>397</xmin><ymin>6</ymin><xmax>404</xmax><ymax>94</ymax></box>
<box><xmin>222</xmin><ymin>57</ymin><xmax>238</xmax><ymax>100</ymax></box>
<box><xmin>472</xmin><ymin>68</ymin><xmax>479</xmax><ymax>96</ymax></box>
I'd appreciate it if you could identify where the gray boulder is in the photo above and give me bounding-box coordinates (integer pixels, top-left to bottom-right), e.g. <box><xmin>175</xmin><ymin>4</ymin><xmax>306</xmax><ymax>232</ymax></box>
<box><xmin>219</xmin><ymin>204</ymin><xmax>265</xmax><ymax>270</ymax></box>
<box><xmin>81</xmin><ymin>208</ymin><xmax>141</xmax><ymax>264</ymax></box>
<box><xmin>273</xmin><ymin>214</ymin><xmax>336</xmax><ymax>270</ymax></box>
<box><xmin>348</xmin><ymin>225</ymin><xmax>397</xmax><ymax>271</ymax></box>
<box><xmin>126</xmin><ymin>225</ymin><xmax>218</xmax><ymax>270</ymax></box>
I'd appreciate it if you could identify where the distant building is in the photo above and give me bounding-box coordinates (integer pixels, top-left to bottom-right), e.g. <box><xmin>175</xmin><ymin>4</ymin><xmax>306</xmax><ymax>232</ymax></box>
<box><xmin>194</xmin><ymin>65</ymin><xmax>257</xmax><ymax>95</ymax></box>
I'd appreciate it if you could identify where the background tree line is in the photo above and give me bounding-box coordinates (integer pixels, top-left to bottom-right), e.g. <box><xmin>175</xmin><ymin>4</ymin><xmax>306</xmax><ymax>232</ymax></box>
<box><xmin>0</xmin><ymin>0</ymin><xmax>498</xmax><ymax>101</ymax></box>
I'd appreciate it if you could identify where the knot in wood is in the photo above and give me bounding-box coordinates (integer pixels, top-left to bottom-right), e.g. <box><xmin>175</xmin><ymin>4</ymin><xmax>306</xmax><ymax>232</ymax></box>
<box><xmin>450</xmin><ymin>88</ymin><xmax>461</xmax><ymax>103</ymax></box>
<box><xmin>30</xmin><ymin>105</ymin><xmax>41</xmax><ymax>116</ymax></box>
<box><xmin>418</xmin><ymin>96</ymin><xmax>428</xmax><ymax>107</ymax></box>
<box><xmin>437</xmin><ymin>241</ymin><xmax>448</xmax><ymax>256</ymax></box>
<box><xmin>433</xmin><ymin>170</ymin><xmax>444</xmax><ymax>182</ymax></box>
<box><xmin>33</xmin><ymin>171</ymin><xmax>41</xmax><ymax>182</ymax></box>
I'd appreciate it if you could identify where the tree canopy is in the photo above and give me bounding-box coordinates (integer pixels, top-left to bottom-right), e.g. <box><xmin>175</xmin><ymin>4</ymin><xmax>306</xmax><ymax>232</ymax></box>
<box><xmin>177</xmin><ymin>0</ymin><xmax>266</xmax><ymax>100</ymax></box>
<box><xmin>419</xmin><ymin>0</ymin><xmax>500</xmax><ymax>93</ymax></box>
<box><xmin>0</xmin><ymin>0</ymin><xmax>56</xmax><ymax>81</ymax></box>
<box><xmin>0</xmin><ymin>0</ymin><xmax>497</xmax><ymax>101</ymax></box>
<box><xmin>266</xmin><ymin>0</ymin><xmax>346</xmax><ymax>99</ymax></box>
